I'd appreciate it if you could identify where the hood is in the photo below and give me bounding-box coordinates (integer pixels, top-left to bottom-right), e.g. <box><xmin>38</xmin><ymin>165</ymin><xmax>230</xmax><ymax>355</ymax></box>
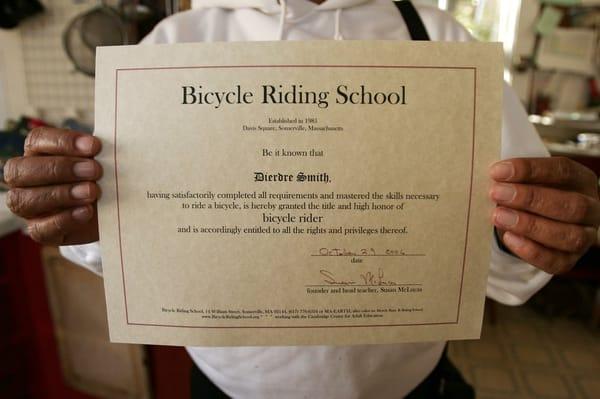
<box><xmin>191</xmin><ymin>0</ymin><xmax>372</xmax><ymax>13</ymax></box>
<box><xmin>190</xmin><ymin>0</ymin><xmax>373</xmax><ymax>40</ymax></box>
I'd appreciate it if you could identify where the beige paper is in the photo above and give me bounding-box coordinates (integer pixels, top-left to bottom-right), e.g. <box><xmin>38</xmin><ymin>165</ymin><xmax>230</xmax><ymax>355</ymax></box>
<box><xmin>95</xmin><ymin>40</ymin><xmax>502</xmax><ymax>346</ymax></box>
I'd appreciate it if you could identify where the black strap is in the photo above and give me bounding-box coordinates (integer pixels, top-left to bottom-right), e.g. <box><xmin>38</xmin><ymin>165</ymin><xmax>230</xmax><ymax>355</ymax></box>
<box><xmin>394</xmin><ymin>0</ymin><xmax>431</xmax><ymax>41</ymax></box>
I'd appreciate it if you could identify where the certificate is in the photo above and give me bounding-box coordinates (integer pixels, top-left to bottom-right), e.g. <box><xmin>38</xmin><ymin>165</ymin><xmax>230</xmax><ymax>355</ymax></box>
<box><xmin>95</xmin><ymin>40</ymin><xmax>502</xmax><ymax>346</ymax></box>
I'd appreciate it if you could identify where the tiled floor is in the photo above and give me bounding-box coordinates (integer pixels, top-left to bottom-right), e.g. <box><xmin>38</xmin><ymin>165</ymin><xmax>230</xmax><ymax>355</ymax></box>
<box><xmin>449</xmin><ymin>283</ymin><xmax>600</xmax><ymax>399</ymax></box>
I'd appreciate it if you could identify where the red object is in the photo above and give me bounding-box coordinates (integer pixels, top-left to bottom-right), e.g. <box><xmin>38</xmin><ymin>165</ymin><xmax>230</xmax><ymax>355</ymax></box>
<box><xmin>0</xmin><ymin>232</ymin><xmax>194</xmax><ymax>399</ymax></box>
<box><xmin>588</xmin><ymin>78</ymin><xmax>600</xmax><ymax>107</ymax></box>
<box><xmin>148</xmin><ymin>346</ymin><xmax>193</xmax><ymax>399</ymax></box>
<box><xmin>25</xmin><ymin>118</ymin><xmax>51</xmax><ymax>130</ymax></box>
<box><xmin>0</xmin><ymin>232</ymin><xmax>94</xmax><ymax>399</ymax></box>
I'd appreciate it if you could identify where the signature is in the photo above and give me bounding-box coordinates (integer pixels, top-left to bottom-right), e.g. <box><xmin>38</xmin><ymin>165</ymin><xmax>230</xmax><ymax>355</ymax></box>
<box><xmin>316</xmin><ymin>248</ymin><xmax>420</xmax><ymax>257</ymax></box>
<box><xmin>319</xmin><ymin>268</ymin><xmax>399</xmax><ymax>286</ymax></box>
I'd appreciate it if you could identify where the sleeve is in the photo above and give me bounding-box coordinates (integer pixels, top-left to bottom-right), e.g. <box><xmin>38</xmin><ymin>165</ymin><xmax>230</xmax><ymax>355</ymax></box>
<box><xmin>486</xmin><ymin>84</ymin><xmax>553</xmax><ymax>306</ymax></box>
<box><xmin>59</xmin><ymin>242</ymin><xmax>103</xmax><ymax>276</ymax></box>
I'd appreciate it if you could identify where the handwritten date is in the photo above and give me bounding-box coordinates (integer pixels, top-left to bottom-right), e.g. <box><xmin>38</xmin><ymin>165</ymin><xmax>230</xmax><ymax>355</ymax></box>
<box><xmin>317</xmin><ymin>248</ymin><xmax>407</xmax><ymax>256</ymax></box>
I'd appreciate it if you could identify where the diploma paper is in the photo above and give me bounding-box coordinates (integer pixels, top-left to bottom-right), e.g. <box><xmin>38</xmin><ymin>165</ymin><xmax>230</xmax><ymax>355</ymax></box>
<box><xmin>95</xmin><ymin>41</ymin><xmax>502</xmax><ymax>346</ymax></box>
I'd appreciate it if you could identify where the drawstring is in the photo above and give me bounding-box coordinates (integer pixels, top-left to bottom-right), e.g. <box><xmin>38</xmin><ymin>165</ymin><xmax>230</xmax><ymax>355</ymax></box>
<box><xmin>277</xmin><ymin>0</ymin><xmax>287</xmax><ymax>40</ymax></box>
<box><xmin>276</xmin><ymin>0</ymin><xmax>344</xmax><ymax>41</ymax></box>
<box><xmin>334</xmin><ymin>8</ymin><xmax>343</xmax><ymax>40</ymax></box>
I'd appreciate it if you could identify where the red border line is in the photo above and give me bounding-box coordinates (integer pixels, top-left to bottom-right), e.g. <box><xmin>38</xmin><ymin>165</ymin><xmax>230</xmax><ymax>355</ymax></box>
<box><xmin>127</xmin><ymin>321</ymin><xmax>457</xmax><ymax>329</ymax></box>
<box><xmin>114</xmin><ymin>69</ymin><xmax>129</xmax><ymax>324</ymax></box>
<box><xmin>117</xmin><ymin>64</ymin><xmax>476</xmax><ymax>72</ymax></box>
<box><xmin>113</xmin><ymin>64</ymin><xmax>477</xmax><ymax>329</ymax></box>
<box><xmin>455</xmin><ymin>68</ymin><xmax>477</xmax><ymax>324</ymax></box>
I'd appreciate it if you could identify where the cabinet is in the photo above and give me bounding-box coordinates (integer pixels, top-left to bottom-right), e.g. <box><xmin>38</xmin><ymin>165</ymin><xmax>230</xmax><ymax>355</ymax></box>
<box><xmin>0</xmin><ymin>232</ymin><xmax>193</xmax><ymax>399</ymax></box>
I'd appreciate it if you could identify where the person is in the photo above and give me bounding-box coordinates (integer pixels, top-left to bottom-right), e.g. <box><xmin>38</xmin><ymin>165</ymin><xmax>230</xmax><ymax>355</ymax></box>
<box><xmin>4</xmin><ymin>1</ymin><xmax>600</xmax><ymax>398</ymax></box>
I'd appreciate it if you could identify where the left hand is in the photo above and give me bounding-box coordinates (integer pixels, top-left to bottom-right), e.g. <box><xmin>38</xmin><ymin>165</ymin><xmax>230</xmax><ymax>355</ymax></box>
<box><xmin>489</xmin><ymin>157</ymin><xmax>600</xmax><ymax>275</ymax></box>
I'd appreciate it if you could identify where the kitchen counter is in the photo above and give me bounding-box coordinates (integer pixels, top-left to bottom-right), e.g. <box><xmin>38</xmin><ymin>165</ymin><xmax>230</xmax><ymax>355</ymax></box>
<box><xmin>530</xmin><ymin>115</ymin><xmax>600</xmax><ymax>159</ymax></box>
<box><xmin>544</xmin><ymin>141</ymin><xmax>600</xmax><ymax>158</ymax></box>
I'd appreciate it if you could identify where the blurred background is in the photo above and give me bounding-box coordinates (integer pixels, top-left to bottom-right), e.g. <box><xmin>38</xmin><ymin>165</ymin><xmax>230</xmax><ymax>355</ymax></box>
<box><xmin>0</xmin><ymin>0</ymin><xmax>599</xmax><ymax>398</ymax></box>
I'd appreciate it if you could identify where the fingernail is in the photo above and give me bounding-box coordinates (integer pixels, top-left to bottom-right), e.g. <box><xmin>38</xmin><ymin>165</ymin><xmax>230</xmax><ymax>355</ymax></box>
<box><xmin>71</xmin><ymin>183</ymin><xmax>90</xmax><ymax>200</ymax></box>
<box><xmin>72</xmin><ymin>206</ymin><xmax>92</xmax><ymax>222</ymax></box>
<box><xmin>491</xmin><ymin>183</ymin><xmax>516</xmax><ymax>202</ymax></box>
<box><xmin>75</xmin><ymin>136</ymin><xmax>95</xmax><ymax>153</ymax></box>
<box><xmin>73</xmin><ymin>161</ymin><xmax>96</xmax><ymax>178</ymax></box>
<box><xmin>490</xmin><ymin>162</ymin><xmax>514</xmax><ymax>180</ymax></box>
<box><xmin>503</xmin><ymin>231</ymin><xmax>526</xmax><ymax>248</ymax></box>
<box><xmin>495</xmin><ymin>208</ymin><xmax>518</xmax><ymax>227</ymax></box>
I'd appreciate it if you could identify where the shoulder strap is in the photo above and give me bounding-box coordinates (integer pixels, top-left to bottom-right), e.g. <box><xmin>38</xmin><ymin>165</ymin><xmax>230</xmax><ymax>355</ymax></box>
<box><xmin>394</xmin><ymin>0</ymin><xmax>431</xmax><ymax>41</ymax></box>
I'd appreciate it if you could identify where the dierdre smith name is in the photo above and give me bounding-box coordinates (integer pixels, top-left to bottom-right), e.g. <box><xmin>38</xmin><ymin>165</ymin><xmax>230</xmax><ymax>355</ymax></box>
<box><xmin>181</xmin><ymin>84</ymin><xmax>407</xmax><ymax>109</ymax></box>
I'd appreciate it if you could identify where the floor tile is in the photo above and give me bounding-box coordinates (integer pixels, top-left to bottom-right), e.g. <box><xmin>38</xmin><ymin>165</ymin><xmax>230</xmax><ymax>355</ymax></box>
<box><xmin>448</xmin><ymin>287</ymin><xmax>600</xmax><ymax>399</ymax></box>
<box><xmin>464</xmin><ymin>340</ymin><xmax>507</xmax><ymax>362</ymax></box>
<box><xmin>523</xmin><ymin>371</ymin><xmax>574</xmax><ymax>398</ymax></box>
<box><xmin>575</xmin><ymin>375</ymin><xmax>600</xmax><ymax>399</ymax></box>
<box><xmin>559</xmin><ymin>348</ymin><xmax>600</xmax><ymax>371</ymax></box>
<box><xmin>511</xmin><ymin>344</ymin><xmax>556</xmax><ymax>367</ymax></box>
<box><xmin>471</xmin><ymin>366</ymin><xmax>518</xmax><ymax>394</ymax></box>
<box><xmin>501</xmin><ymin>321</ymin><xmax>542</xmax><ymax>343</ymax></box>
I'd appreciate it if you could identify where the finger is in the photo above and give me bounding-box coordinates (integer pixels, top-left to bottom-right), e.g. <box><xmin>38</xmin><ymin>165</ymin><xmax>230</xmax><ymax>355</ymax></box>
<box><xmin>490</xmin><ymin>157</ymin><xmax>598</xmax><ymax>193</ymax></box>
<box><xmin>490</xmin><ymin>183</ymin><xmax>600</xmax><ymax>226</ymax></box>
<box><xmin>492</xmin><ymin>207</ymin><xmax>597</xmax><ymax>253</ymax></box>
<box><xmin>6</xmin><ymin>182</ymin><xmax>99</xmax><ymax>218</ymax></box>
<box><xmin>26</xmin><ymin>205</ymin><xmax>98</xmax><ymax>245</ymax></box>
<box><xmin>501</xmin><ymin>231</ymin><xmax>580</xmax><ymax>275</ymax></box>
<box><xmin>24</xmin><ymin>127</ymin><xmax>101</xmax><ymax>157</ymax></box>
<box><xmin>3</xmin><ymin>156</ymin><xmax>102</xmax><ymax>188</ymax></box>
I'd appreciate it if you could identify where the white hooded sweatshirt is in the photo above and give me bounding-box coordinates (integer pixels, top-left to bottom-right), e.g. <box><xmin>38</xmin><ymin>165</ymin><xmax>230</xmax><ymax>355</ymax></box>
<box><xmin>61</xmin><ymin>1</ymin><xmax>552</xmax><ymax>398</ymax></box>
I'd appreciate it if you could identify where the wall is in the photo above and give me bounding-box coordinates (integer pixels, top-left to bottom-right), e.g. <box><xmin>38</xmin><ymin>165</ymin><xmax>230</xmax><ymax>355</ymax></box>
<box><xmin>0</xmin><ymin>74</ymin><xmax>6</xmax><ymax>126</ymax></box>
<box><xmin>1</xmin><ymin>0</ymin><xmax>98</xmax><ymax>126</ymax></box>
<box><xmin>0</xmin><ymin>30</ymin><xmax>29</xmax><ymax>124</ymax></box>
<box><xmin>4</xmin><ymin>0</ymin><xmax>534</xmax><ymax>124</ymax></box>
<box><xmin>510</xmin><ymin>1</ymin><xmax>540</xmax><ymax>105</ymax></box>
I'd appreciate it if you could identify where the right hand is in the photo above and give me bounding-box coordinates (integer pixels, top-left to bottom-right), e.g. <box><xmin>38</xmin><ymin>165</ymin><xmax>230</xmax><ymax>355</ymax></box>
<box><xmin>3</xmin><ymin>127</ymin><xmax>103</xmax><ymax>245</ymax></box>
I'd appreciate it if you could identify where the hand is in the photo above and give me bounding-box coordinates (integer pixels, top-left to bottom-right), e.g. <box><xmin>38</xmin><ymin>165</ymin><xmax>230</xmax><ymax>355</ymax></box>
<box><xmin>3</xmin><ymin>127</ymin><xmax>103</xmax><ymax>245</ymax></box>
<box><xmin>489</xmin><ymin>157</ymin><xmax>600</xmax><ymax>274</ymax></box>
